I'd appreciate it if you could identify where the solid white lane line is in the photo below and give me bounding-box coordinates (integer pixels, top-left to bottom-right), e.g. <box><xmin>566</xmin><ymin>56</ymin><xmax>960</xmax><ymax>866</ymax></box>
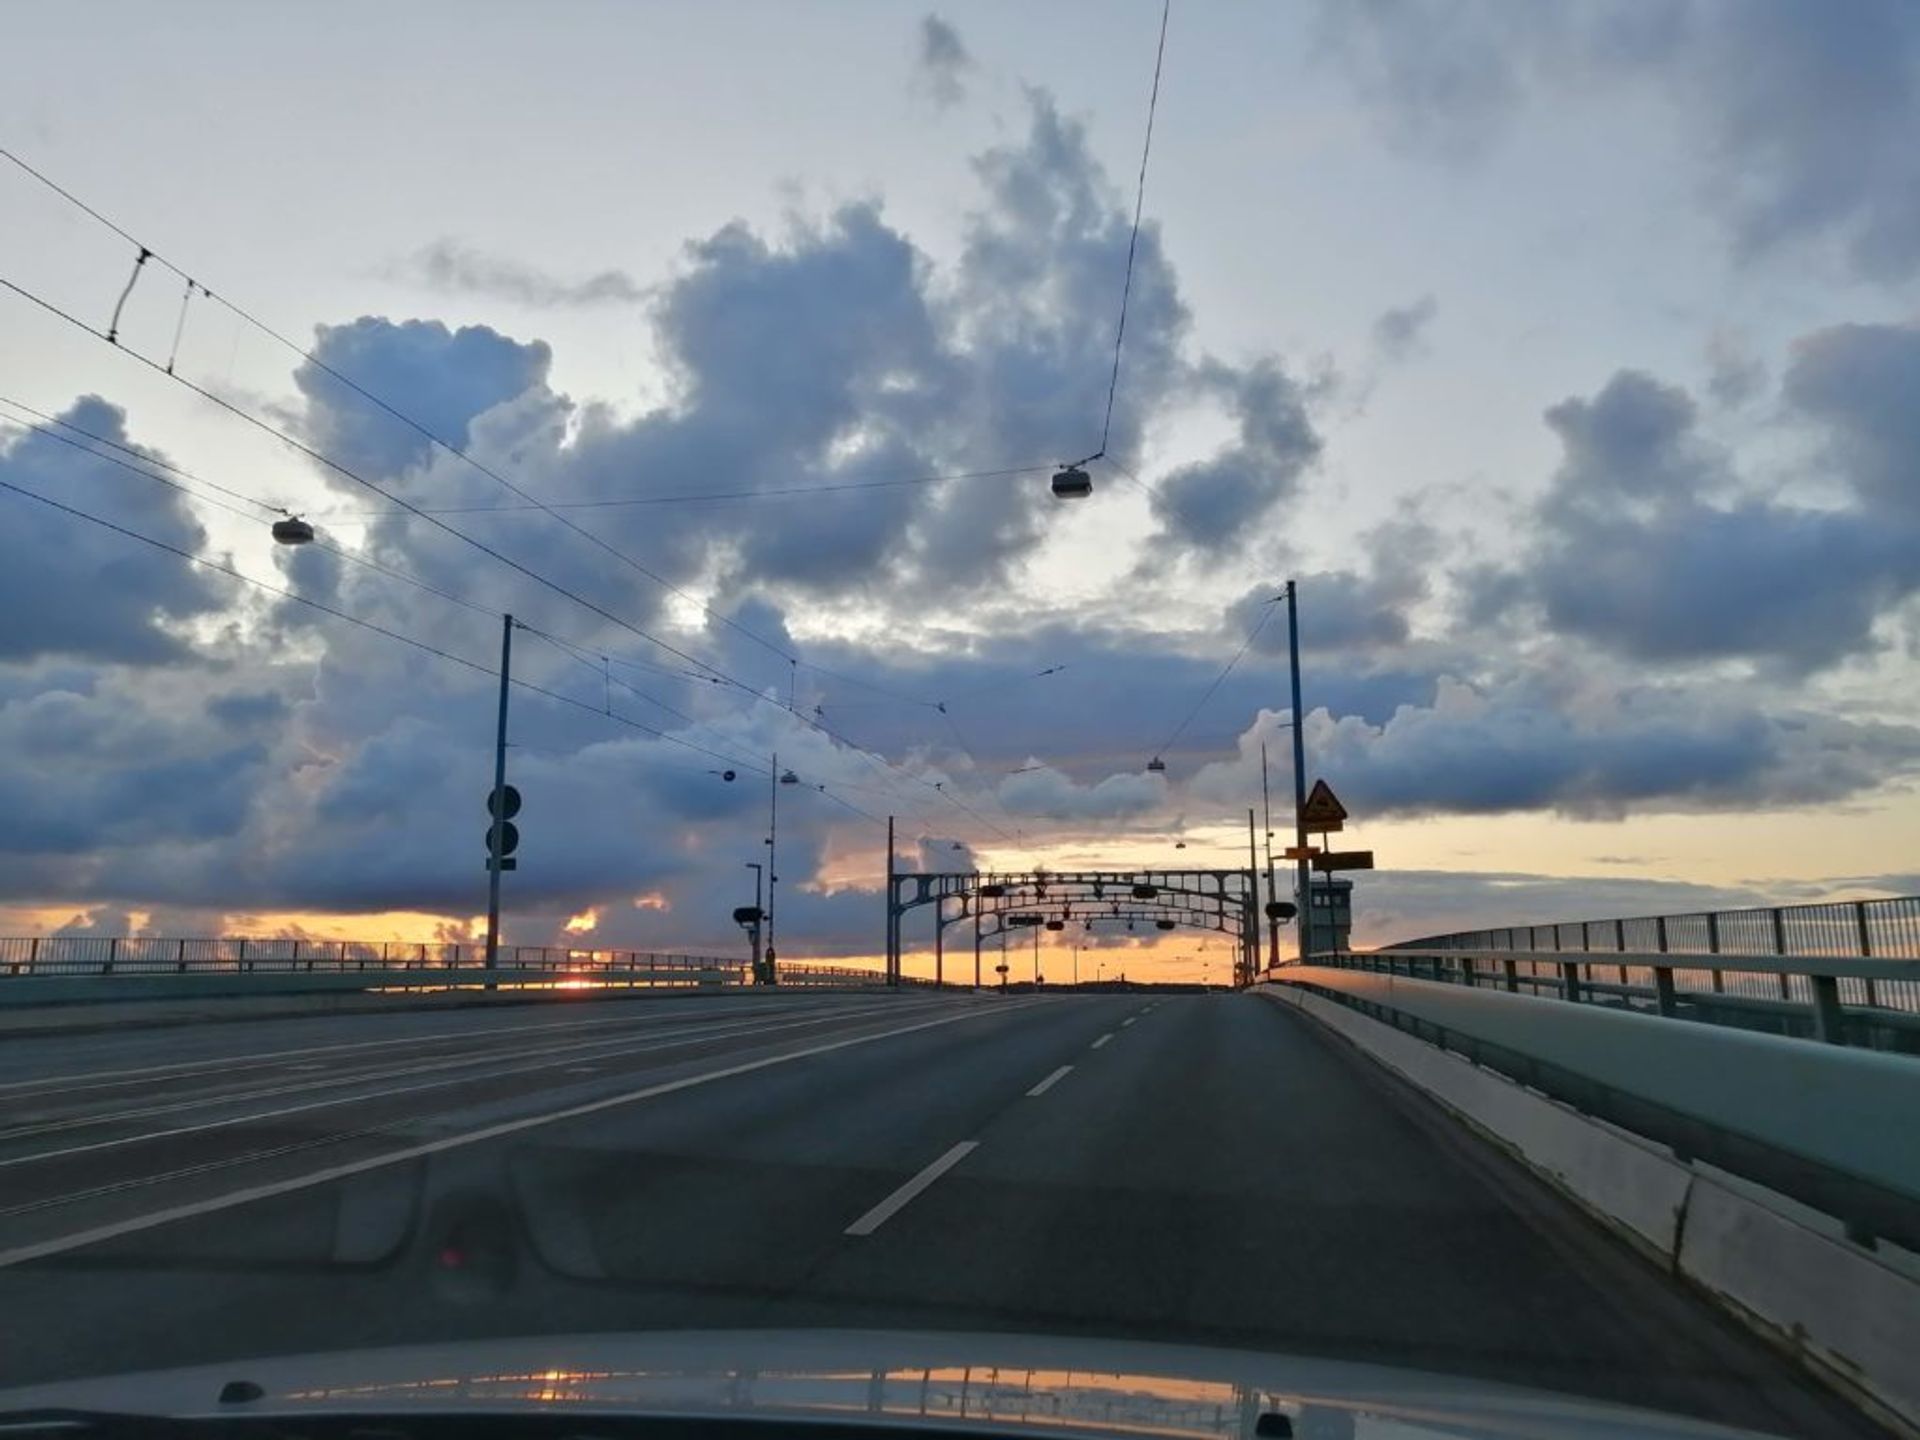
<box><xmin>1121</xmin><ymin>1017</ymin><xmax>1136</xmax><ymax>1027</ymax></box>
<box><xmin>0</xmin><ymin>1000</ymin><xmax>940</xmax><ymax>1171</ymax></box>
<box><xmin>844</xmin><ymin>1141</ymin><xmax>979</xmax><ymax>1237</ymax></box>
<box><xmin>0</xmin><ymin>1001</ymin><xmax>1036</xmax><ymax>1269</ymax></box>
<box><xmin>1026</xmin><ymin>1065</ymin><xmax>1072</xmax><ymax>1097</ymax></box>
<box><xmin>1091</xmin><ymin>1033</ymin><xmax>1113</xmax><ymax>1049</ymax></box>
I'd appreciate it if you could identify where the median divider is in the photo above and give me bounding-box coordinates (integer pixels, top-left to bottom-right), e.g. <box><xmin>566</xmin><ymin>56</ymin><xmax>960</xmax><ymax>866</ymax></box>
<box><xmin>1262</xmin><ymin>978</ymin><xmax>1920</xmax><ymax>1438</ymax></box>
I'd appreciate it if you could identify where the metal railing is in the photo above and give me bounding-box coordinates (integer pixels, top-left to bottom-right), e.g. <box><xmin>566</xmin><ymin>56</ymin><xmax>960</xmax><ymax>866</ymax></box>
<box><xmin>0</xmin><ymin>936</ymin><xmax>952</xmax><ymax>991</ymax></box>
<box><xmin>0</xmin><ymin>936</ymin><xmax>743</xmax><ymax>980</ymax></box>
<box><xmin>1301</xmin><ymin>936</ymin><xmax>1920</xmax><ymax>1052</ymax></box>
<box><xmin>1362</xmin><ymin>895</ymin><xmax>1920</xmax><ymax>1038</ymax></box>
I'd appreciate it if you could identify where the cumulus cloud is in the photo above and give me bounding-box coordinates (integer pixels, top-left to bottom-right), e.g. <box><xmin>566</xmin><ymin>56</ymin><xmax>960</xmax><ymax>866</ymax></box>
<box><xmin>1474</xmin><ymin>366</ymin><xmax>1920</xmax><ymax>674</ymax></box>
<box><xmin>295</xmin><ymin>318</ymin><xmax>552</xmax><ymax>480</ymax></box>
<box><xmin>1147</xmin><ymin>359</ymin><xmax>1321</xmax><ymax>554</ymax></box>
<box><xmin>915</xmin><ymin>14</ymin><xmax>974</xmax><ymax>108</ymax></box>
<box><xmin>0</xmin><ymin>398</ymin><xmax>225</xmax><ymax>664</ymax></box>
<box><xmin>1307</xmin><ymin>672</ymin><xmax>1920</xmax><ymax>819</ymax></box>
<box><xmin>1319</xmin><ymin>0</ymin><xmax>1920</xmax><ymax>281</ymax></box>
<box><xmin>388</xmin><ymin>239</ymin><xmax>645</xmax><ymax>307</ymax></box>
<box><xmin>6</xmin><ymin>63</ymin><xmax>1915</xmax><ymax>956</ymax></box>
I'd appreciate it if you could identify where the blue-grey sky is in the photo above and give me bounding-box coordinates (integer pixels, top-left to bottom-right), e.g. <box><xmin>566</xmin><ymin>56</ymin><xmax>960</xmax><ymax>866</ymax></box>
<box><xmin>2</xmin><ymin>1</ymin><xmax>1916</xmax><ymax>966</ymax></box>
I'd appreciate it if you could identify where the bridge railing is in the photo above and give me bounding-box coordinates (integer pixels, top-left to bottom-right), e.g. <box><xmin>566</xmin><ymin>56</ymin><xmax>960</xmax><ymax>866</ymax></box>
<box><xmin>0</xmin><ymin>936</ymin><xmax>745</xmax><ymax>980</ymax></box>
<box><xmin>1306</xmin><ymin>895</ymin><xmax>1920</xmax><ymax>1051</ymax></box>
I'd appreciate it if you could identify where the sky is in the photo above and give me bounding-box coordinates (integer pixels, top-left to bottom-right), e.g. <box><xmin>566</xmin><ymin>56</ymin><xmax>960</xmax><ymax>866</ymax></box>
<box><xmin>1</xmin><ymin>0</ymin><xmax>1917</xmax><ymax>981</ymax></box>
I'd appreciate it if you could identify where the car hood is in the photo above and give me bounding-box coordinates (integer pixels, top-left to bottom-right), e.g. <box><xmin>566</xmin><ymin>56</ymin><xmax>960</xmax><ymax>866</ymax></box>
<box><xmin>0</xmin><ymin>1328</ymin><xmax>1770</xmax><ymax>1439</ymax></box>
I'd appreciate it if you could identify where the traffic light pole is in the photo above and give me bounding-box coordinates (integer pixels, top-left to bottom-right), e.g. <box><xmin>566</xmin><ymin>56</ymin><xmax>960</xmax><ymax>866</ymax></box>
<box><xmin>484</xmin><ymin>612</ymin><xmax>513</xmax><ymax>972</ymax></box>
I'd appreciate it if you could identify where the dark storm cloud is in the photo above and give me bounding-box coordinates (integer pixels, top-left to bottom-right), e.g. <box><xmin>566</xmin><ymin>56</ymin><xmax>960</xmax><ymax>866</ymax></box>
<box><xmin>294</xmin><ymin>318</ymin><xmax>552</xmax><ymax>480</ymax></box>
<box><xmin>1320</xmin><ymin>0</ymin><xmax>1920</xmax><ymax>281</ymax></box>
<box><xmin>1307</xmin><ymin>672</ymin><xmax>1920</xmax><ymax>820</ymax></box>
<box><xmin>388</xmin><ymin>239</ymin><xmax>645</xmax><ymax>308</ymax></box>
<box><xmin>1148</xmin><ymin>360</ymin><xmax>1321</xmax><ymax>553</ymax></box>
<box><xmin>916</xmin><ymin>14</ymin><xmax>974</xmax><ymax>109</ymax></box>
<box><xmin>1782</xmin><ymin>320</ymin><xmax>1920</xmax><ymax>519</ymax></box>
<box><xmin>0</xmin><ymin>398</ymin><xmax>225</xmax><ymax>664</ymax></box>
<box><xmin>1481</xmin><ymin>368</ymin><xmax>1920</xmax><ymax>673</ymax></box>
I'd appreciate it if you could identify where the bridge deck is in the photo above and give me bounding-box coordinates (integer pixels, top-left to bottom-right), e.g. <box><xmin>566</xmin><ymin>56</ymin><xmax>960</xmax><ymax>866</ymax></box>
<box><xmin>0</xmin><ymin>990</ymin><xmax>1881</xmax><ymax>1436</ymax></box>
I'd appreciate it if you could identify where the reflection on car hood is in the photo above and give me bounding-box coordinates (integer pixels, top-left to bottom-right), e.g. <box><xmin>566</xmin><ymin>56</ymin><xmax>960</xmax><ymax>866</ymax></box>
<box><xmin>0</xmin><ymin>1328</ymin><xmax>1769</xmax><ymax>1439</ymax></box>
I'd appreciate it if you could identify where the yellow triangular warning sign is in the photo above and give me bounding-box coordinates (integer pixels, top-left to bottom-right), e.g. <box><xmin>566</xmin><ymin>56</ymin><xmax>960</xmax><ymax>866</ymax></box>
<box><xmin>1301</xmin><ymin>778</ymin><xmax>1348</xmax><ymax>833</ymax></box>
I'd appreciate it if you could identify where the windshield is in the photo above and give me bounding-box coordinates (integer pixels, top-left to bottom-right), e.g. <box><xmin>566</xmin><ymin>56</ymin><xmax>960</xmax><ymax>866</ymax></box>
<box><xmin>1</xmin><ymin>5</ymin><xmax>1915</xmax><ymax>1440</ymax></box>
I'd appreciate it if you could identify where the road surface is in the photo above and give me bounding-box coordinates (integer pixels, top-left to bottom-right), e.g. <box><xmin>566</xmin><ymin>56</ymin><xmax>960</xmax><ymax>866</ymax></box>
<box><xmin>0</xmin><ymin>988</ymin><xmax>1881</xmax><ymax>1435</ymax></box>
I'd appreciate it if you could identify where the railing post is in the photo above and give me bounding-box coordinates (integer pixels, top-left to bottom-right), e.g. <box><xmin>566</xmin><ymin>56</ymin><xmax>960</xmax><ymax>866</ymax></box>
<box><xmin>1855</xmin><ymin>901</ymin><xmax>1879</xmax><ymax>1008</ymax></box>
<box><xmin>1771</xmin><ymin>908</ymin><xmax>1790</xmax><ymax>1000</ymax></box>
<box><xmin>1559</xmin><ymin>960</ymin><xmax>1582</xmax><ymax>1003</ymax></box>
<box><xmin>103</xmin><ymin>937</ymin><xmax>117</xmax><ymax>976</ymax></box>
<box><xmin>1653</xmin><ymin>966</ymin><xmax>1677</xmax><ymax>1018</ymax></box>
<box><xmin>239</xmin><ymin>936</ymin><xmax>250</xmax><ymax>972</ymax></box>
<box><xmin>29</xmin><ymin>935</ymin><xmax>39</xmax><ymax>975</ymax></box>
<box><xmin>1459</xmin><ymin>955</ymin><xmax>1475</xmax><ymax>988</ymax></box>
<box><xmin>177</xmin><ymin>938</ymin><xmax>188</xmax><ymax>974</ymax></box>
<box><xmin>1811</xmin><ymin>974</ymin><xmax>1847</xmax><ymax>1045</ymax></box>
<box><xmin>1502</xmin><ymin>957</ymin><xmax>1518</xmax><ymax>993</ymax></box>
<box><xmin>1707</xmin><ymin>911</ymin><xmax>1723</xmax><ymax>992</ymax></box>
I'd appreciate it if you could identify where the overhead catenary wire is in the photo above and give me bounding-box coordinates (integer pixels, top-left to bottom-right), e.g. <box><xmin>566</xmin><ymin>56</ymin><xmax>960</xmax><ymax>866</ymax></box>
<box><xmin>1096</xmin><ymin>0</ymin><xmax>1172</xmax><ymax>461</ymax></box>
<box><xmin>0</xmin><ymin>398</ymin><xmax>497</xmax><ymax>622</ymax></box>
<box><xmin>0</xmin><ymin>153</ymin><xmax>1016</xmax><ymax>844</ymax></box>
<box><xmin>320</xmin><ymin>464</ymin><xmax>1052</xmax><ymax>518</ymax></box>
<box><xmin>0</xmin><ymin>141</ymin><xmax>1014</xmax><ymax>706</ymax></box>
<box><xmin>0</xmin><ymin>472</ymin><xmax>930</xmax><ymax>830</ymax></box>
<box><xmin>1150</xmin><ymin>594</ymin><xmax>1282</xmax><ymax>765</ymax></box>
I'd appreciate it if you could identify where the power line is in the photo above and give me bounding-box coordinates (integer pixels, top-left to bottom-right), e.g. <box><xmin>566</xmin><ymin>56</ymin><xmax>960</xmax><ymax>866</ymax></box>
<box><xmin>0</xmin><ymin>142</ymin><xmax>1040</xmax><ymax>702</ymax></box>
<box><xmin>0</xmin><ymin>159</ymin><xmax>1016</xmax><ymax>844</ymax></box>
<box><xmin>320</xmin><ymin>464</ymin><xmax>1050</xmax><ymax>518</ymax></box>
<box><xmin>1151</xmin><ymin>594</ymin><xmax>1281</xmax><ymax>764</ymax></box>
<box><xmin>0</xmin><ymin>398</ymin><xmax>497</xmax><ymax>622</ymax></box>
<box><xmin>1095</xmin><ymin>0</ymin><xmax>1172</xmax><ymax>461</ymax></box>
<box><xmin>0</xmin><ymin>470</ymin><xmax>870</xmax><ymax>794</ymax></box>
<box><xmin>0</xmin><ymin>275</ymin><xmax>774</xmax><ymax>690</ymax></box>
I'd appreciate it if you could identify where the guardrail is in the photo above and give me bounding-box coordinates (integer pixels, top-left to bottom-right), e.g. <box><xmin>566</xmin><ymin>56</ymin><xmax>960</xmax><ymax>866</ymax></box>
<box><xmin>1354</xmin><ymin>895</ymin><xmax>1920</xmax><ymax>1046</ymax></box>
<box><xmin>0</xmin><ymin>936</ymin><xmax>744</xmax><ymax>979</ymax></box>
<box><xmin>1296</xmin><ymin>944</ymin><xmax>1920</xmax><ymax>1052</ymax></box>
<box><xmin>0</xmin><ymin>936</ymin><xmax>947</xmax><ymax>999</ymax></box>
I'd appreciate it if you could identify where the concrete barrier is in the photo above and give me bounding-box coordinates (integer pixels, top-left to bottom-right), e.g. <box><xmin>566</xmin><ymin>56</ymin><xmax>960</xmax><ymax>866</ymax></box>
<box><xmin>1264</xmin><ymin>982</ymin><xmax>1920</xmax><ymax>1436</ymax></box>
<box><xmin>1279</xmin><ymin>964</ymin><xmax>1920</xmax><ymax>1205</ymax></box>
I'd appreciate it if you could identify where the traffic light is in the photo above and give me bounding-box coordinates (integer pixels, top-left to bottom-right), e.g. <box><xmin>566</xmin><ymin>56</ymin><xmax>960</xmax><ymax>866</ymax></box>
<box><xmin>487</xmin><ymin>785</ymin><xmax>521</xmax><ymax>872</ymax></box>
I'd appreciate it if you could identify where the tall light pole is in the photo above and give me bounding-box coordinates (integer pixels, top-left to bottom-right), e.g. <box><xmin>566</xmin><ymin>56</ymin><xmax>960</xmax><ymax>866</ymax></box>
<box><xmin>484</xmin><ymin>613</ymin><xmax>514</xmax><ymax>972</ymax></box>
<box><xmin>765</xmin><ymin>752</ymin><xmax>779</xmax><ymax>980</ymax></box>
<box><xmin>1285</xmin><ymin>579</ymin><xmax>1309</xmax><ymax>965</ymax></box>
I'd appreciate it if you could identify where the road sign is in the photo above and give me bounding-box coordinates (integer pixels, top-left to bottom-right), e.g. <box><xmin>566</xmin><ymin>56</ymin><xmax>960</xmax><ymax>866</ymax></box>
<box><xmin>1281</xmin><ymin>845</ymin><xmax>1320</xmax><ymax>861</ymax></box>
<box><xmin>487</xmin><ymin>784</ymin><xmax>522</xmax><ymax>820</ymax></box>
<box><xmin>1313</xmin><ymin>850</ymin><xmax>1374</xmax><ymax>872</ymax></box>
<box><xmin>1300</xmin><ymin>779</ymin><xmax>1348</xmax><ymax>833</ymax></box>
<box><xmin>486</xmin><ymin>818</ymin><xmax>520</xmax><ymax>873</ymax></box>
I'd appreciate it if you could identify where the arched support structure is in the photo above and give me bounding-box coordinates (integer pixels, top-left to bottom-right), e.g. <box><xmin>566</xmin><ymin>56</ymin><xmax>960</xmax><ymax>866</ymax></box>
<box><xmin>883</xmin><ymin>868</ymin><xmax>1262</xmax><ymax>987</ymax></box>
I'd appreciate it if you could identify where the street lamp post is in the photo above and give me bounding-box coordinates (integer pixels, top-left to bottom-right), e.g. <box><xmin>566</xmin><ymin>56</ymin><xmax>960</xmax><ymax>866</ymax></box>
<box><xmin>765</xmin><ymin>752</ymin><xmax>779</xmax><ymax>981</ymax></box>
<box><xmin>1285</xmin><ymin>579</ymin><xmax>1309</xmax><ymax>965</ymax></box>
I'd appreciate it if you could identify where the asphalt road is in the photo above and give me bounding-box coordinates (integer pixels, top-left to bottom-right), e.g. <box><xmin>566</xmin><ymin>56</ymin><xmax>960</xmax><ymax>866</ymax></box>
<box><xmin>0</xmin><ymin>988</ymin><xmax>1882</xmax><ymax>1436</ymax></box>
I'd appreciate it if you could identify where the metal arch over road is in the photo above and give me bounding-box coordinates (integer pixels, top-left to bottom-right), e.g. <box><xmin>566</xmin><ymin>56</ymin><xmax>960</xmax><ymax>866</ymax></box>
<box><xmin>885</xmin><ymin>867</ymin><xmax>1261</xmax><ymax>988</ymax></box>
